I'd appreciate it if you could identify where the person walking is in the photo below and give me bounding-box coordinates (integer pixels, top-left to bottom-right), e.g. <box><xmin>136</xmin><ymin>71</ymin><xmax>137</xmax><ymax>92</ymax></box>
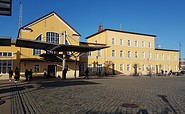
<box><xmin>14</xmin><ymin>67</ymin><xmax>20</xmax><ymax>82</ymax></box>
<box><xmin>43</xmin><ymin>69</ymin><xmax>47</xmax><ymax>79</ymax></box>
<box><xmin>84</xmin><ymin>68</ymin><xmax>89</xmax><ymax>79</ymax></box>
<box><xmin>25</xmin><ymin>69</ymin><xmax>29</xmax><ymax>81</ymax></box>
<box><xmin>62</xmin><ymin>68</ymin><xmax>67</xmax><ymax>80</ymax></box>
<box><xmin>8</xmin><ymin>69</ymin><xmax>13</xmax><ymax>82</ymax></box>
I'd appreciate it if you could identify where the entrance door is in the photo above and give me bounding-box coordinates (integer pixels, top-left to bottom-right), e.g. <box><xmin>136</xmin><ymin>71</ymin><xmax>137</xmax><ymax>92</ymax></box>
<box><xmin>48</xmin><ymin>65</ymin><xmax>57</xmax><ymax>77</ymax></box>
<box><xmin>156</xmin><ymin>65</ymin><xmax>158</xmax><ymax>74</ymax></box>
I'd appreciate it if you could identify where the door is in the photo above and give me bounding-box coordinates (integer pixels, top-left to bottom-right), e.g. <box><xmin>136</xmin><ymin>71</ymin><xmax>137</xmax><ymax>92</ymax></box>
<box><xmin>48</xmin><ymin>65</ymin><xmax>57</xmax><ymax>77</ymax></box>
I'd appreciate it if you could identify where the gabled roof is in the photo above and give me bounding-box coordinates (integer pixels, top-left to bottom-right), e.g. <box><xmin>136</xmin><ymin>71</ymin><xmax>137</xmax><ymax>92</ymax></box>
<box><xmin>86</xmin><ymin>29</ymin><xmax>156</xmax><ymax>39</ymax></box>
<box><xmin>19</xmin><ymin>11</ymin><xmax>81</xmax><ymax>37</ymax></box>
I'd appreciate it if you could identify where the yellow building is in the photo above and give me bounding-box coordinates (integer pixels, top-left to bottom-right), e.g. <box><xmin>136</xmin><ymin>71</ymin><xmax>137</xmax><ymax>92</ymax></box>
<box><xmin>81</xmin><ymin>27</ymin><xmax>179</xmax><ymax>76</ymax></box>
<box><xmin>0</xmin><ymin>12</ymin><xmax>81</xmax><ymax>78</ymax></box>
<box><xmin>0</xmin><ymin>12</ymin><xmax>179</xmax><ymax>78</ymax></box>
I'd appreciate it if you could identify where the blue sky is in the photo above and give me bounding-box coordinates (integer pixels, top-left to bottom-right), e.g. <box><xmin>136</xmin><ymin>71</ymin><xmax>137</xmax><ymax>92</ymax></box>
<box><xmin>0</xmin><ymin>0</ymin><xmax>185</xmax><ymax>58</ymax></box>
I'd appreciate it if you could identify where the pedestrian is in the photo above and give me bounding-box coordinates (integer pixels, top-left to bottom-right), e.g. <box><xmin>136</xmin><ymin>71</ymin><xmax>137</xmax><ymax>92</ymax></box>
<box><xmin>84</xmin><ymin>68</ymin><xmax>89</xmax><ymax>79</ymax></box>
<box><xmin>8</xmin><ymin>69</ymin><xmax>13</xmax><ymax>82</ymax></box>
<box><xmin>62</xmin><ymin>68</ymin><xmax>67</xmax><ymax>80</ymax></box>
<box><xmin>25</xmin><ymin>69</ymin><xmax>29</xmax><ymax>81</ymax></box>
<box><xmin>29</xmin><ymin>69</ymin><xmax>33</xmax><ymax>80</ymax></box>
<box><xmin>14</xmin><ymin>67</ymin><xmax>20</xmax><ymax>82</ymax></box>
<box><xmin>161</xmin><ymin>69</ymin><xmax>164</xmax><ymax>76</ymax></box>
<box><xmin>43</xmin><ymin>69</ymin><xmax>47</xmax><ymax>79</ymax></box>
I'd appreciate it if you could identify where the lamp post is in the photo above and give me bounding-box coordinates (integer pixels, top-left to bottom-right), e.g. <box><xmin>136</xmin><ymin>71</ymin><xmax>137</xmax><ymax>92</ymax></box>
<box><xmin>96</xmin><ymin>56</ymin><xmax>98</xmax><ymax>75</ymax></box>
<box><xmin>179</xmin><ymin>42</ymin><xmax>182</xmax><ymax>70</ymax></box>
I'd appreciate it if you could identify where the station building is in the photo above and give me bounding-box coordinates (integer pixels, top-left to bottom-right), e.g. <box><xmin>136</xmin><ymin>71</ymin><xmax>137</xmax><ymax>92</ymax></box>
<box><xmin>0</xmin><ymin>11</ymin><xmax>82</xmax><ymax>78</ymax></box>
<box><xmin>80</xmin><ymin>26</ymin><xmax>179</xmax><ymax>76</ymax></box>
<box><xmin>0</xmin><ymin>12</ymin><xmax>179</xmax><ymax>78</ymax></box>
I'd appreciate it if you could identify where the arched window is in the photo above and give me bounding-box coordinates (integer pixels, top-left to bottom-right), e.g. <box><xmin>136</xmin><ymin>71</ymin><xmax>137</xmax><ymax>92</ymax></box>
<box><xmin>33</xmin><ymin>34</ymin><xmax>42</xmax><ymax>55</ymax></box>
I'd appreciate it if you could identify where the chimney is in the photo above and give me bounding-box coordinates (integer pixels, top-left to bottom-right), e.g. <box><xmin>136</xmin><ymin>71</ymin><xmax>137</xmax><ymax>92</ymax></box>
<box><xmin>98</xmin><ymin>25</ymin><xmax>103</xmax><ymax>32</ymax></box>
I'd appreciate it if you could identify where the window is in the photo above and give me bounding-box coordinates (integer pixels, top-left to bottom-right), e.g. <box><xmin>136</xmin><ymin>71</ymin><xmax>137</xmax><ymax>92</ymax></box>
<box><xmin>142</xmin><ymin>41</ymin><xmax>145</xmax><ymax>48</ymax></box>
<box><xmin>34</xmin><ymin>64</ymin><xmax>40</xmax><ymax>72</ymax></box>
<box><xmin>88</xmin><ymin>64</ymin><xmax>93</xmax><ymax>72</ymax></box>
<box><xmin>120</xmin><ymin>39</ymin><xmax>123</xmax><ymax>45</ymax></box>
<box><xmin>33</xmin><ymin>34</ymin><xmax>42</xmax><ymax>55</ymax></box>
<box><xmin>174</xmin><ymin>54</ymin><xmax>177</xmax><ymax>60</ymax></box>
<box><xmin>97</xmin><ymin>64</ymin><xmax>103</xmax><ymax>72</ymax></box>
<box><xmin>112</xmin><ymin>50</ymin><xmax>116</xmax><ymax>57</ymax></box>
<box><xmin>112</xmin><ymin>38</ymin><xmax>115</xmax><ymax>45</ymax></box>
<box><xmin>80</xmin><ymin>63</ymin><xmax>85</xmax><ymax>72</ymax></box>
<box><xmin>168</xmin><ymin>65</ymin><xmax>170</xmax><ymax>71</ymax></box>
<box><xmin>135</xmin><ymin>51</ymin><xmax>138</xmax><ymax>58</ymax></box>
<box><xmin>149</xmin><ymin>52</ymin><xmax>152</xmax><ymax>59</ymax></box>
<box><xmin>128</xmin><ymin>51</ymin><xmax>131</xmax><ymax>58</ymax></box>
<box><xmin>148</xmin><ymin>42</ymin><xmax>151</xmax><ymax>48</ymax></box>
<box><xmin>127</xmin><ymin>64</ymin><xmax>130</xmax><ymax>71</ymax></box>
<box><xmin>88</xmin><ymin>51</ymin><xmax>92</xmax><ymax>57</ymax></box>
<box><xmin>168</xmin><ymin>54</ymin><xmax>170</xmax><ymax>60</ymax></box>
<box><xmin>0</xmin><ymin>52</ymin><xmax>13</xmax><ymax>57</ymax></box>
<box><xmin>135</xmin><ymin>41</ymin><xmax>138</xmax><ymax>47</ymax></box>
<box><xmin>120</xmin><ymin>50</ymin><xmax>123</xmax><ymax>58</ymax></box>
<box><xmin>142</xmin><ymin>52</ymin><xmax>145</xmax><ymax>59</ymax></box>
<box><xmin>46</xmin><ymin>32</ymin><xmax>59</xmax><ymax>54</ymax></box>
<box><xmin>162</xmin><ymin>54</ymin><xmax>164</xmax><ymax>60</ymax></box>
<box><xmin>156</xmin><ymin>53</ymin><xmax>158</xmax><ymax>60</ymax></box>
<box><xmin>142</xmin><ymin>64</ymin><xmax>145</xmax><ymax>71</ymax></box>
<box><xmin>98</xmin><ymin>50</ymin><xmax>101</xmax><ymax>57</ymax></box>
<box><xmin>46</xmin><ymin>32</ymin><xmax>59</xmax><ymax>44</ymax></box>
<box><xmin>120</xmin><ymin>64</ymin><xmax>124</xmax><ymax>71</ymax></box>
<box><xmin>0</xmin><ymin>60</ymin><xmax>12</xmax><ymax>74</ymax></box>
<box><xmin>128</xmin><ymin>40</ymin><xmax>131</xmax><ymax>46</ymax></box>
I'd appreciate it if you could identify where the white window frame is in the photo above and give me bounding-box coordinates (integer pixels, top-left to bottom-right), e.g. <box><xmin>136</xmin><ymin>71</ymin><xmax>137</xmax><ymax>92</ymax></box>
<box><xmin>112</xmin><ymin>38</ymin><xmax>115</xmax><ymax>45</ymax></box>
<box><xmin>135</xmin><ymin>41</ymin><xmax>138</xmax><ymax>47</ymax></box>
<box><xmin>142</xmin><ymin>52</ymin><xmax>145</xmax><ymax>59</ymax></box>
<box><xmin>112</xmin><ymin>50</ymin><xmax>116</xmax><ymax>57</ymax></box>
<box><xmin>88</xmin><ymin>64</ymin><xmax>93</xmax><ymax>72</ymax></box>
<box><xmin>142</xmin><ymin>64</ymin><xmax>145</xmax><ymax>71</ymax></box>
<box><xmin>120</xmin><ymin>50</ymin><xmax>123</xmax><ymax>58</ymax></box>
<box><xmin>0</xmin><ymin>52</ymin><xmax>13</xmax><ymax>57</ymax></box>
<box><xmin>120</xmin><ymin>39</ymin><xmax>123</xmax><ymax>45</ymax></box>
<box><xmin>128</xmin><ymin>51</ymin><xmax>131</xmax><ymax>58</ymax></box>
<box><xmin>98</xmin><ymin>49</ymin><xmax>101</xmax><ymax>57</ymax></box>
<box><xmin>127</xmin><ymin>64</ymin><xmax>131</xmax><ymax>71</ymax></box>
<box><xmin>149</xmin><ymin>52</ymin><xmax>152</xmax><ymax>59</ymax></box>
<box><xmin>120</xmin><ymin>64</ymin><xmax>124</xmax><ymax>71</ymax></box>
<box><xmin>142</xmin><ymin>41</ymin><xmax>145</xmax><ymax>48</ymax></box>
<box><xmin>128</xmin><ymin>40</ymin><xmax>131</xmax><ymax>47</ymax></box>
<box><xmin>148</xmin><ymin>42</ymin><xmax>151</xmax><ymax>48</ymax></box>
<box><xmin>135</xmin><ymin>51</ymin><xmax>138</xmax><ymax>58</ymax></box>
<box><xmin>162</xmin><ymin>53</ymin><xmax>164</xmax><ymax>60</ymax></box>
<box><xmin>88</xmin><ymin>51</ymin><xmax>92</xmax><ymax>57</ymax></box>
<box><xmin>34</xmin><ymin>64</ymin><xmax>40</xmax><ymax>72</ymax></box>
<box><xmin>156</xmin><ymin>53</ymin><xmax>158</xmax><ymax>60</ymax></box>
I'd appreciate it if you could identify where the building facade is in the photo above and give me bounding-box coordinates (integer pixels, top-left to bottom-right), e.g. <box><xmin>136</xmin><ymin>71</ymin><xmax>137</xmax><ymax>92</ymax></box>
<box><xmin>80</xmin><ymin>27</ymin><xmax>179</xmax><ymax>76</ymax></box>
<box><xmin>0</xmin><ymin>12</ymin><xmax>81</xmax><ymax>78</ymax></box>
<box><xmin>0</xmin><ymin>12</ymin><xmax>179</xmax><ymax>78</ymax></box>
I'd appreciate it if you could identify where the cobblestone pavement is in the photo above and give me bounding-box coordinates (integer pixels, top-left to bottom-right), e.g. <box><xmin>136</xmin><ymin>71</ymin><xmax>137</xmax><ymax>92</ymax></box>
<box><xmin>11</xmin><ymin>76</ymin><xmax>185</xmax><ymax>114</ymax></box>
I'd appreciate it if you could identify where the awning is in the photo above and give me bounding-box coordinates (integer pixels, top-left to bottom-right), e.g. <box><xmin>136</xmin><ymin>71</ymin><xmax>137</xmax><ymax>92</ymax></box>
<box><xmin>0</xmin><ymin>37</ymin><xmax>11</xmax><ymax>46</ymax></box>
<box><xmin>16</xmin><ymin>38</ymin><xmax>109</xmax><ymax>52</ymax></box>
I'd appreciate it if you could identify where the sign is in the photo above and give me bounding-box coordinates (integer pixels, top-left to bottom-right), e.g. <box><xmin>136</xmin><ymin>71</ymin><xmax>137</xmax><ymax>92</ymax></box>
<box><xmin>0</xmin><ymin>0</ymin><xmax>12</xmax><ymax>16</ymax></box>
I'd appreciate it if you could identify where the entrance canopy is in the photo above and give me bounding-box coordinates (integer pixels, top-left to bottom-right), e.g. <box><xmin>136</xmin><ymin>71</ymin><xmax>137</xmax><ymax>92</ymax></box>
<box><xmin>16</xmin><ymin>38</ymin><xmax>109</xmax><ymax>52</ymax></box>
